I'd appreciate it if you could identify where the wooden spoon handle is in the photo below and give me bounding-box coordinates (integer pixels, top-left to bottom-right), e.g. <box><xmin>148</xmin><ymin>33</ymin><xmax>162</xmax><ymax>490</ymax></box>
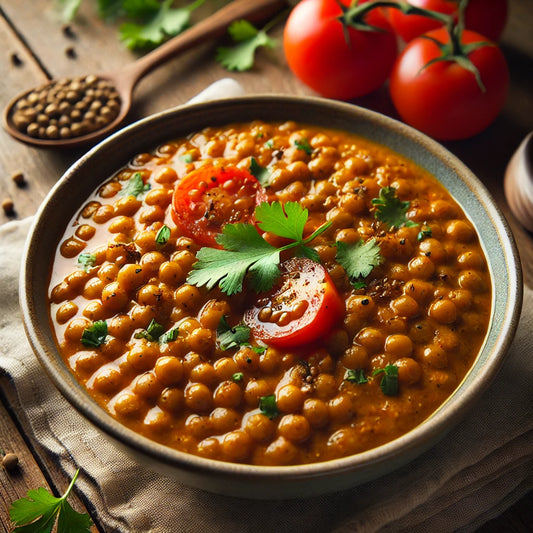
<box><xmin>120</xmin><ymin>0</ymin><xmax>287</xmax><ymax>88</ymax></box>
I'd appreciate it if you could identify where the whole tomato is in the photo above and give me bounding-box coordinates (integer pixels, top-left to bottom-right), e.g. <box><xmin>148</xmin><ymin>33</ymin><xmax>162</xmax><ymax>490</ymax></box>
<box><xmin>389</xmin><ymin>27</ymin><xmax>509</xmax><ymax>140</ymax></box>
<box><xmin>283</xmin><ymin>0</ymin><xmax>398</xmax><ymax>100</ymax></box>
<box><xmin>387</xmin><ymin>0</ymin><xmax>508</xmax><ymax>42</ymax></box>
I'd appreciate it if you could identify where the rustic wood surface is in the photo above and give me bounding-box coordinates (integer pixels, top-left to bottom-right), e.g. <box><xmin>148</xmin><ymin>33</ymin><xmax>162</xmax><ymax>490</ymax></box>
<box><xmin>0</xmin><ymin>0</ymin><xmax>531</xmax><ymax>531</ymax></box>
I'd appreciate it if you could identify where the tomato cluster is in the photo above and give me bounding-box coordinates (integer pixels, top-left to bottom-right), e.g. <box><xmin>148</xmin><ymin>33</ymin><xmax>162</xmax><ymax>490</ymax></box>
<box><xmin>283</xmin><ymin>0</ymin><xmax>509</xmax><ymax>141</ymax></box>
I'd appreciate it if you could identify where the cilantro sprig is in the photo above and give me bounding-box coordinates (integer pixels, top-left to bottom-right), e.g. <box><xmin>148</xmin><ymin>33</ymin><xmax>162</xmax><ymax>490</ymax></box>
<box><xmin>336</xmin><ymin>238</ymin><xmax>382</xmax><ymax>289</ymax></box>
<box><xmin>373</xmin><ymin>364</ymin><xmax>399</xmax><ymax>396</ymax></box>
<box><xmin>135</xmin><ymin>319</ymin><xmax>179</xmax><ymax>343</ymax></box>
<box><xmin>216</xmin><ymin>18</ymin><xmax>277</xmax><ymax>72</ymax></box>
<box><xmin>217</xmin><ymin>316</ymin><xmax>251</xmax><ymax>350</ymax></box>
<box><xmin>187</xmin><ymin>201</ymin><xmax>331</xmax><ymax>296</ymax></box>
<box><xmin>9</xmin><ymin>469</ymin><xmax>92</xmax><ymax>533</ymax></box>
<box><xmin>81</xmin><ymin>320</ymin><xmax>108</xmax><ymax>348</ymax></box>
<box><xmin>120</xmin><ymin>172</ymin><xmax>151</xmax><ymax>198</ymax></box>
<box><xmin>372</xmin><ymin>186</ymin><xmax>418</xmax><ymax>230</ymax></box>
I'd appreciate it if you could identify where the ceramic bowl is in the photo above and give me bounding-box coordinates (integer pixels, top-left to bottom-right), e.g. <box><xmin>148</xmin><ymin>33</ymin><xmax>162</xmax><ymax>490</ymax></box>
<box><xmin>20</xmin><ymin>95</ymin><xmax>523</xmax><ymax>499</ymax></box>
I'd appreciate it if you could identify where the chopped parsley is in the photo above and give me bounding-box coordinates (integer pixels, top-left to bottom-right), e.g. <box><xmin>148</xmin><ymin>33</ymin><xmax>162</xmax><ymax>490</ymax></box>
<box><xmin>81</xmin><ymin>320</ymin><xmax>108</xmax><ymax>348</ymax></box>
<box><xmin>293</xmin><ymin>138</ymin><xmax>313</xmax><ymax>155</ymax></box>
<box><xmin>345</xmin><ymin>368</ymin><xmax>368</xmax><ymax>385</ymax></box>
<box><xmin>135</xmin><ymin>319</ymin><xmax>178</xmax><ymax>343</ymax></box>
<box><xmin>336</xmin><ymin>238</ymin><xmax>382</xmax><ymax>288</ymax></box>
<box><xmin>187</xmin><ymin>201</ymin><xmax>331</xmax><ymax>295</ymax></box>
<box><xmin>417</xmin><ymin>224</ymin><xmax>432</xmax><ymax>241</ymax></box>
<box><xmin>179</xmin><ymin>153</ymin><xmax>193</xmax><ymax>163</ymax></box>
<box><xmin>77</xmin><ymin>252</ymin><xmax>96</xmax><ymax>272</ymax></box>
<box><xmin>232</xmin><ymin>372</ymin><xmax>244</xmax><ymax>383</ymax></box>
<box><xmin>216</xmin><ymin>18</ymin><xmax>277</xmax><ymax>72</ymax></box>
<box><xmin>372</xmin><ymin>186</ymin><xmax>418</xmax><ymax>230</ymax></box>
<box><xmin>259</xmin><ymin>394</ymin><xmax>279</xmax><ymax>419</ymax></box>
<box><xmin>373</xmin><ymin>364</ymin><xmax>399</xmax><ymax>396</ymax></box>
<box><xmin>155</xmin><ymin>225</ymin><xmax>171</xmax><ymax>246</ymax></box>
<box><xmin>120</xmin><ymin>172</ymin><xmax>150</xmax><ymax>198</ymax></box>
<box><xmin>217</xmin><ymin>316</ymin><xmax>251</xmax><ymax>350</ymax></box>
<box><xmin>249</xmin><ymin>157</ymin><xmax>271</xmax><ymax>187</ymax></box>
<box><xmin>9</xmin><ymin>469</ymin><xmax>92</xmax><ymax>533</ymax></box>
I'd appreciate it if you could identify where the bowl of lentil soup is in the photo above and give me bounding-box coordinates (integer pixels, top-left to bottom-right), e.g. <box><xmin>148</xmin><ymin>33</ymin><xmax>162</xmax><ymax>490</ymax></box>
<box><xmin>20</xmin><ymin>95</ymin><xmax>522</xmax><ymax>498</ymax></box>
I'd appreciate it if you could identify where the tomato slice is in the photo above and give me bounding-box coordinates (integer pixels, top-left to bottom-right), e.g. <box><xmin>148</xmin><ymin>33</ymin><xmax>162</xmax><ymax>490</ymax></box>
<box><xmin>244</xmin><ymin>257</ymin><xmax>345</xmax><ymax>349</ymax></box>
<box><xmin>171</xmin><ymin>166</ymin><xmax>268</xmax><ymax>248</ymax></box>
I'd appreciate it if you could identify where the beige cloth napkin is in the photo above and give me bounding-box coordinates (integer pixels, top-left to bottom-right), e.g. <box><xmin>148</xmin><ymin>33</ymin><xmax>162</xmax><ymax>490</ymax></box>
<box><xmin>1</xmin><ymin>80</ymin><xmax>532</xmax><ymax>532</ymax></box>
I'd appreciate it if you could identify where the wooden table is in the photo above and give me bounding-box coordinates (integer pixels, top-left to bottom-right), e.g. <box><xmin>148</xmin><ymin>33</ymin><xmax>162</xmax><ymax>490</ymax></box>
<box><xmin>1</xmin><ymin>1</ymin><xmax>531</xmax><ymax>531</ymax></box>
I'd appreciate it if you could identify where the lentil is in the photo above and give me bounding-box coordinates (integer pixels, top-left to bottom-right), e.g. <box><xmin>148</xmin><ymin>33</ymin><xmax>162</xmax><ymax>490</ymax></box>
<box><xmin>9</xmin><ymin>75</ymin><xmax>120</xmax><ymax>140</ymax></box>
<box><xmin>48</xmin><ymin>121</ymin><xmax>491</xmax><ymax>466</ymax></box>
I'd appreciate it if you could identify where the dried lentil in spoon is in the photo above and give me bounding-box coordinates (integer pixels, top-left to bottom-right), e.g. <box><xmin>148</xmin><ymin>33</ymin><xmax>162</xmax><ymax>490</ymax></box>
<box><xmin>10</xmin><ymin>75</ymin><xmax>120</xmax><ymax>140</ymax></box>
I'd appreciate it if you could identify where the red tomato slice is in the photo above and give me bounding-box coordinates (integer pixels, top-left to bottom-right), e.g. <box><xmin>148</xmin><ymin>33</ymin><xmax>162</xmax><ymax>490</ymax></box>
<box><xmin>244</xmin><ymin>257</ymin><xmax>344</xmax><ymax>349</ymax></box>
<box><xmin>171</xmin><ymin>166</ymin><xmax>268</xmax><ymax>248</ymax></box>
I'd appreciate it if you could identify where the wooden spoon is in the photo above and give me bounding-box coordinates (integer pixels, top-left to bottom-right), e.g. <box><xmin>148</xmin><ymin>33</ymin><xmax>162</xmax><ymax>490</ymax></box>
<box><xmin>504</xmin><ymin>131</ymin><xmax>533</xmax><ymax>233</ymax></box>
<box><xmin>2</xmin><ymin>0</ymin><xmax>287</xmax><ymax>149</ymax></box>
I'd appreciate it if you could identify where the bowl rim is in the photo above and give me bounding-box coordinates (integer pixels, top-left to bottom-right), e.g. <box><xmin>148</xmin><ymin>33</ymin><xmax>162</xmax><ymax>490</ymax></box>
<box><xmin>19</xmin><ymin>94</ymin><xmax>523</xmax><ymax>490</ymax></box>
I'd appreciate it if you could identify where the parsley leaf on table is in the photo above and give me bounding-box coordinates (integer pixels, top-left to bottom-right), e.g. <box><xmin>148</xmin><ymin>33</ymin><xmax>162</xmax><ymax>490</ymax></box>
<box><xmin>187</xmin><ymin>201</ymin><xmax>331</xmax><ymax>295</ymax></box>
<box><xmin>336</xmin><ymin>238</ymin><xmax>382</xmax><ymax>288</ymax></box>
<box><xmin>9</xmin><ymin>469</ymin><xmax>92</xmax><ymax>533</ymax></box>
<box><xmin>120</xmin><ymin>0</ymin><xmax>205</xmax><ymax>50</ymax></box>
<box><xmin>372</xmin><ymin>186</ymin><xmax>418</xmax><ymax>230</ymax></box>
<box><xmin>216</xmin><ymin>19</ymin><xmax>277</xmax><ymax>71</ymax></box>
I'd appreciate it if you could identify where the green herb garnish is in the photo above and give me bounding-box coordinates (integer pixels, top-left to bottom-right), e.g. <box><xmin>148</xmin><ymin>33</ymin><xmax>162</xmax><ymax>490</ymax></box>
<box><xmin>249</xmin><ymin>157</ymin><xmax>271</xmax><ymax>187</ymax></box>
<box><xmin>336</xmin><ymin>238</ymin><xmax>382</xmax><ymax>288</ymax></box>
<box><xmin>135</xmin><ymin>319</ymin><xmax>179</xmax><ymax>343</ymax></box>
<box><xmin>345</xmin><ymin>368</ymin><xmax>368</xmax><ymax>385</ymax></box>
<box><xmin>217</xmin><ymin>316</ymin><xmax>251</xmax><ymax>351</ymax></box>
<box><xmin>373</xmin><ymin>364</ymin><xmax>399</xmax><ymax>396</ymax></box>
<box><xmin>293</xmin><ymin>138</ymin><xmax>313</xmax><ymax>155</ymax></box>
<box><xmin>9</xmin><ymin>469</ymin><xmax>92</xmax><ymax>533</ymax></box>
<box><xmin>417</xmin><ymin>224</ymin><xmax>432</xmax><ymax>241</ymax></box>
<box><xmin>155</xmin><ymin>225</ymin><xmax>171</xmax><ymax>246</ymax></box>
<box><xmin>264</xmin><ymin>139</ymin><xmax>274</xmax><ymax>149</ymax></box>
<box><xmin>119</xmin><ymin>0</ymin><xmax>205</xmax><ymax>50</ymax></box>
<box><xmin>187</xmin><ymin>201</ymin><xmax>331</xmax><ymax>295</ymax></box>
<box><xmin>372</xmin><ymin>186</ymin><xmax>418</xmax><ymax>230</ymax></box>
<box><xmin>81</xmin><ymin>320</ymin><xmax>108</xmax><ymax>348</ymax></box>
<box><xmin>77</xmin><ymin>252</ymin><xmax>96</xmax><ymax>272</ymax></box>
<box><xmin>232</xmin><ymin>372</ymin><xmax>244</xmax><ymax>383</ymax></box>
<box><xmin>120</xmin><ymin>172</ymin><xmax>151</xmax><ymax>198</ymax></box>
<box><xmin>179</xmin><ymin>153</ymin><xmax>194</xmax><ymax>163</ymax></box>
<box><xmin>259</xmin><ymin>394</ymin><xmax>279</xmax><ymax>419</ymax></box>
<box><xmin>216</xmin><ymin>18</ymin><xmax>277</xmax><ymax>72</ymax></box>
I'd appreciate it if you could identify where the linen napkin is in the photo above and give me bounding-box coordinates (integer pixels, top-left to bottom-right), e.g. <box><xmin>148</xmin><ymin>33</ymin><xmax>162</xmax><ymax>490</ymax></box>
<box><xmin>1</xmin><ymin>80</ymin><xmax>532</xmax><ymax>533</ymax></box>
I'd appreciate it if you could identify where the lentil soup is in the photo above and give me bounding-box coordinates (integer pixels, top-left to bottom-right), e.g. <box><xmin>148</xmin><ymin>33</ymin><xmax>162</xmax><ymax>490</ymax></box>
<box><xmin>48</xmin><ymin>120</ymin><xmax>492</xmax><ymax>466</ymax></box>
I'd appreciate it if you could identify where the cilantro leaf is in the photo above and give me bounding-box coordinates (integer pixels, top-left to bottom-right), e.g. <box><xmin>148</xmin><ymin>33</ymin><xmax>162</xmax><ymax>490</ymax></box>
<box><xmin>188</xmin><ymin>202</ymin><xmax>331</xmax><ymax>295</ymax></box>
<box><xmin>159</xmin><ymin>328</ymin><xmax>180</xmax><ymax>344</ymax></box>
<box><xmin>119</xmin><ymin>0</ymin><xmax>205</xmax><ymax>50</ymax></box>
<box><xmin>97</xmin><ymin>0</ymin><xmax>124</xmax><ymax>20</ymax></box>
<box><xmin>179</xmin><ymin>153</ymin><xmax>193</xmax><ymax>164</ymax></box>
<box><xmin>373</xmin><ymin>364</ymin><xmax>399</xmax><ymax>396</ymax></box>
<box><xmin>81</xmin><ymin>320</ymin><xmax>108</xmax><ymax>348</ymax></box>
<box><xmin>216</xmin><ymin>19</ymin><xmax>277</xmax><ymax>72</ymax></box>
<box><xmin>120</xmin><ymin>172</ymin><xmax>150</xmax><ymax>197</ymax></box>
<box><xmin>9</xmin><ymin>469</ymin><xmax>92</xmax><ymax>533</ymax></box>
<box><xmin>217</xmin><ymin>316</ymin><xmax>251</xmax><ymax>350</ymax></box>
<box><xmin>336</xmin><ymin>238</ymin><xmax>382</xmax><ymax>287</ymax></box>
<box><xmin>188</xmin><ymin>224</ymin><xmax>280</xmax><ymax>295</ymax></box>
<box><xmin>372</xmin><ymin>186</ymin><xmax>418</xmax><ymax>230</ymax></box>
<box><xmin>259</xmin><ymin>394</ymin><xmax>279</xmax><ymax>419</ymax></box>
<box><xmin>417</xmin><ymin>224</ymin><xmax>432</xmax><ymax>242</ymax></box>
<box><xmin>255</xmin><ymin>201</ymin><xmax>307</xmax><ymax>242</ymax></box>
<box><xmin>345</xmin><ymin>368</ymin><xmax>368</xmax><ymax>385</ymax></box>
<box><xmin>249</xmin><ymin>157</ymin><xmax>271</xmax><ymax>187</ymax></box>
<box><xmin>155</xmin><ymin>225</ymin><xmax>171</xmax><ymax>246</ymax></box>
<box><xmin>77</xmin><ymin>252</ymin><xmax>96</xmax><ymax>272</ymax></box>
<box><xmin>293</xmin><ymin>138</ymin><xmax>313</xmax><ymax>155</ymax></box>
